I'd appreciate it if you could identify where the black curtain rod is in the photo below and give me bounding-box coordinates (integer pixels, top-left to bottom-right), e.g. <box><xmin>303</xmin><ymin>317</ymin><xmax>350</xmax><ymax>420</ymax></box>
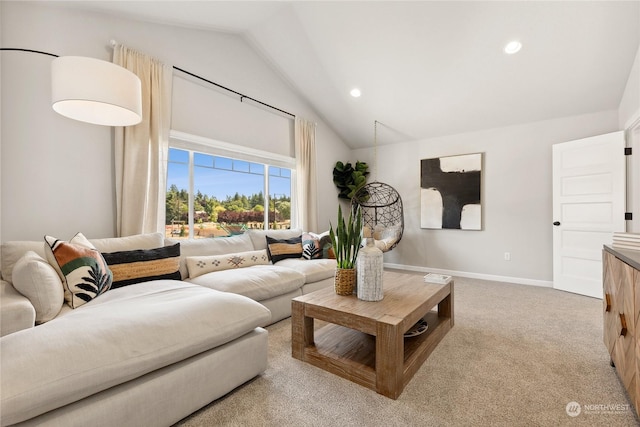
<box><xmin>1</xmin><ymin>48</ymin><xmax>295</xmax><ymax>119</ymax></box>
<box><xmin>173</xmin><ymin>66</ymin><xmax>295</xmax><ymax>119</ymax></box>
<box><xmin>0</xmin><ymin>48</ymin><xmax>58</xmax><ymax>57</ymax></box>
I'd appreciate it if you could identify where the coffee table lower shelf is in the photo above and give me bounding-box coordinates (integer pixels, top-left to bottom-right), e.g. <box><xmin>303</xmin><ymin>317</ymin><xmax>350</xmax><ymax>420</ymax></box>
<box><xmin>303</xmin><ymin>311</ymin><xmax>450</xmax><ymax>394</ymax></box>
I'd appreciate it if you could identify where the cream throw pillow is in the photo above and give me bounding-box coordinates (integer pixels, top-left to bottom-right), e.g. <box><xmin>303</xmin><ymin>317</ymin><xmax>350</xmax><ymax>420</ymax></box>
<box><xmin>186</xmin><ymin>249</ymin><xmax>270</xmax><ymax>279</ymax></box>
<box><xmin>12</xmin><ymin>251</ymin><xmax>64</xmax><ymax>323</ymax></box>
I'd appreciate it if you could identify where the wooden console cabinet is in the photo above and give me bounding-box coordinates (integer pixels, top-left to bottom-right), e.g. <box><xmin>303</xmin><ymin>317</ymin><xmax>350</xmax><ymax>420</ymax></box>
<box><xmin>603</xmin><ymin>245</ymin><xmax>640</xmax><ymax>416</ymax></box>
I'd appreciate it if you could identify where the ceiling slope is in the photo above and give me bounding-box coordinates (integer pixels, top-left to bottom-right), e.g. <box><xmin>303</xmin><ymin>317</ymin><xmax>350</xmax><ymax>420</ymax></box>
<box><xmin>47</xmin><ymin>1</ymin><xmax>640</xmax><ymax>148</ymax></box>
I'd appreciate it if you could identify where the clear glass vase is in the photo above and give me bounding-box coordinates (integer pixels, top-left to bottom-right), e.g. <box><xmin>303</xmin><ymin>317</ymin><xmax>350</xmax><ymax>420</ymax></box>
<box><xmin>356</xmin><ymin>238</ymin><xmax>384</xmax><ymax>301</ymax></box>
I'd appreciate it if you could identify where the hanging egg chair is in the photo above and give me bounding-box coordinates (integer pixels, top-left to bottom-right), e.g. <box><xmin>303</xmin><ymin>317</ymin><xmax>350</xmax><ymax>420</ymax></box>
<box><xmin>352</xmin><ymin>181</ymin><xmax>404</xmax><ymax>252</ymax></box>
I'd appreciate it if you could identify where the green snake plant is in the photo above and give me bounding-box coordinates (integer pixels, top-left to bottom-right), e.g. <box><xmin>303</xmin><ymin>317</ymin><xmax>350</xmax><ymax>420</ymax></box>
<box><xmin>329</xmin><ymin>204</ymin><xmax>363</xmax><ymax>269</ymax></box>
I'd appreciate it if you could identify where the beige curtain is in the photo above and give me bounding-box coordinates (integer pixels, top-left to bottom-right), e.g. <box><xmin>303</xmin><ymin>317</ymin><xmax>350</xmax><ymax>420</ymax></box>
<box><xmin>113</xmin><ymin>45</ymin><xmax>172</xmax><ymax>236</ymax></box>
<box><xmin>295</xmin><ymin>117</ymin><xmax>318</xmax><ymax>232</ymax></box>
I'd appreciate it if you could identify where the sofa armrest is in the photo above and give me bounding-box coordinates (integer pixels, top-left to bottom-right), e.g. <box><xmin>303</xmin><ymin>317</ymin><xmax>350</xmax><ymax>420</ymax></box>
<box><xmin>0</xmin><ymin>280</ymin><xmax>35</xmax><ymax>336</ymax></box>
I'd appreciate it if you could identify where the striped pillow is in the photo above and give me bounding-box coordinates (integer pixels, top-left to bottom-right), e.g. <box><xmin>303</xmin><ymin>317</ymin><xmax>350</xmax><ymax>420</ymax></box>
<box><xmin>266</xmin><ymin>235</ymin><xmax>303</xmax><ymax>263</ymax></box>
<box><xmin>102</xmin><ymin>243</ymin><xmax>181</xmax><ymax>289</ymax></box>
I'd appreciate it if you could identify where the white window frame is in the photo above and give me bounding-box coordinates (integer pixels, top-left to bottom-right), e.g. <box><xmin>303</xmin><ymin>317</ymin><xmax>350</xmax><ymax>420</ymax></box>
<box><xmin>168</xmin><ymin>130</ymin><xmax>297</xmax><ymax>238</ymax></box>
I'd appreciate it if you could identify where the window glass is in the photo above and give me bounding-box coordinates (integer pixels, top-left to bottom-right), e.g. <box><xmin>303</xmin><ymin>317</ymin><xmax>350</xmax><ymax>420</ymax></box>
<box><xmin>166</xmin><ymin>148</ymin><xmax>292</xmax><ymax>239</ymax></box>
<box><xmin>233</xmin><ymin>160</ymin><xmax>250</xmax><ymax>173</ymax></box>
<box><xmin>194</xmin><ymin>152</ymin><xmax>213</xmax><ymax>168</ymax></box>
<box><xmin>268</xmin><ymin>166</ymin><xmax>292</xmax><ymax>230</ymax></box>
<box><xmin>250</xmin><ymin>163</ymin><xmax>264</xmax><ymax>174</ymax></box>
<box><xmin>169</xmin><ymin>148</ymin><xmax>189</xmax><ymax>163</ymax></box>
<box><xmin>166</xmin><ymin>148</ymin><xmax>190</xmax><ymax>238</ymax></box>
<box><xmin>215</xmin><ymin>157</ymin><xmax>233</xmax><ymax>171</ymax></box>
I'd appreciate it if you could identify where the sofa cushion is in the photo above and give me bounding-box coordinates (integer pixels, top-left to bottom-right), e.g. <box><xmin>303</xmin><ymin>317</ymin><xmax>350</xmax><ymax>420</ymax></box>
<box><xmin>1</xmin><ymin>241</ymin><xmax>46</xmax><ymax>284</ymax></box>
<box><xmin>187</xmin><ymin>265</ymin><xmax>305</xmax><ymax>302</ymax></box>
<box><xmin>102</xmin><ymin>243</ymin><xmax>181</xmax><ymax>289</ymax></box>
<box><xmin>167</xmin><ymin>233</ymin><xmax>254</xmax><ymax>279</ymax></box>
<box><xmin>11</xmin><ymin>251</ymin><xmax>64</xmax><ymax>323</ymax></box>
<box><xmin>266</xmin><ymin>235</ymin><xmax>303</xmax><ymax>263</ymax></box>
<box><xmin>0</xmin><ymin>280</ymin><xmax>271</xmax><ymax>426</ymax></box>
<box><xmin>246</xmin><ymin>228</ymin><xmax>303</xmax><ymax>251</ymax></box>
<box><xmin>89</xmin><ymin>232</ymin><xmax>165</xmax><ymax>253</ymax></box>
<box><xmin>0</xmin><ymin>280</ymin><xmax>36</xmax><ymax>337</ymax></box>
<box><xmin>275</xmin><ymin>258</ymin><xmax>338</xmax><ymax>283</ymax></box>
<box><xmin>44</xmin><ymin>233</ymin><xmax>113</xmax><ymax>309</ymax></box>
<box><xmin>370</xmin><ymin>223</ymin><xmax>402</xmax><ymax>252</ymax></box>
<box><xmin>186</xmin><ymin>249</ymin><xmax>270</xmax><ymax>279</ymax></box>
<box><xmin>0</xmin><ymin>234</ymin><xmax>163</xmax><ymax>284</ymax></box>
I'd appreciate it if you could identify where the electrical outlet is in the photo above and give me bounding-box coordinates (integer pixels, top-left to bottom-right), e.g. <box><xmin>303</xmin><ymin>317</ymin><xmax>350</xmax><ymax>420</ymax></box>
<box><xmin>504</xmin><ymin>252</ymin><xmax>511</xmax><ymax>261</ymax></box>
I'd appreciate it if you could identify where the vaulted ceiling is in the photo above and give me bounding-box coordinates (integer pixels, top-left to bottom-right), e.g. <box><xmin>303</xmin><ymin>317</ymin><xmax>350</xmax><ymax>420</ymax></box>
<box><xmin>53</xmin><ymin>1</ymin><xmax>640</xmax><ymax>148</ymax></box>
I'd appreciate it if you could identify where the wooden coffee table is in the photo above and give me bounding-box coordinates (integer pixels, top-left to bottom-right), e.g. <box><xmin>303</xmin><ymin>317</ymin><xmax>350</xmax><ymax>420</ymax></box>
<box><xmin>291</xmin><ymin>270</ymin><xmax>454</xmax><ymax>399</ymax></box>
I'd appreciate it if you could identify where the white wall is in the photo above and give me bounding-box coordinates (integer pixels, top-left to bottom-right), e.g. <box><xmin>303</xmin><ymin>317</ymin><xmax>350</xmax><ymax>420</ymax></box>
<box><xmin>353</xmin><ymin>110</ymin><xmax>620</xmax><ymax>283</ymax></box>
<box><xmin>1</xmin><ymin>8</ymin><xmax>115</xmax><ymax>243</ymax></box>
<box><xmin>0</xmin><ymin>1</ymin><xmax>350</xmax><ymax>241</ymax></box>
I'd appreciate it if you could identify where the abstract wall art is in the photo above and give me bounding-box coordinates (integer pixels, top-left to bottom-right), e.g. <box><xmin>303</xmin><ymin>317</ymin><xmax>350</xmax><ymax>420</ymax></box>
<box><xmin>420</xmin><ymin>153</ymin><xmax>482</xmax><ymax>230</ymax></box>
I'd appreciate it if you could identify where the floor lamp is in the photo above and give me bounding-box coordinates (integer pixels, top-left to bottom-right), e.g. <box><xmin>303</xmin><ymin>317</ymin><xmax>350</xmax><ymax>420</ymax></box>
<box><xmin>1</xmin><ymin>48</ymin><xmax>142</xmax><ymax>127</ymax></box>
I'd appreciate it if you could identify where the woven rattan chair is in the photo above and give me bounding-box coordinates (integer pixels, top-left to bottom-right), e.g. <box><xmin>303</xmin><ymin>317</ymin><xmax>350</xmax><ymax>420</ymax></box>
<box><xmin>352</xmin><ymin>181</ymin><xmax>404</xmax><ymax>252</ymax></box>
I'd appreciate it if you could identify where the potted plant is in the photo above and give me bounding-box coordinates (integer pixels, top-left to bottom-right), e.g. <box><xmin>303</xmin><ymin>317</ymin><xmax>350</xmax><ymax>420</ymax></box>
<box><xmin>333</xmin><ymin>161</ymin><xmax>369</xmax><ymax>200</ymax></box>
<box><xmin>329</xmin><ymin>204</ymin><xmax>363</xmax><ymax>295</ymax></box>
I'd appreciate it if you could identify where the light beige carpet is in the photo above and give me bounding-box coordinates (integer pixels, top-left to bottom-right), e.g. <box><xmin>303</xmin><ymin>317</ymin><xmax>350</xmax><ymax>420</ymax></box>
<box><xmin>175</xmin><ymin>276</ymin><xmax>639</xmax><ymax>426</ymax></box>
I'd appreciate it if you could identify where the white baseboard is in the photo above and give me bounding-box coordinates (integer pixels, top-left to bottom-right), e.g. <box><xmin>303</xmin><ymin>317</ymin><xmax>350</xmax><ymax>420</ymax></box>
<box><xmin>384</xmin><ymin>263</ymin><xmax>553</xmax><ymax>288</ymax></box>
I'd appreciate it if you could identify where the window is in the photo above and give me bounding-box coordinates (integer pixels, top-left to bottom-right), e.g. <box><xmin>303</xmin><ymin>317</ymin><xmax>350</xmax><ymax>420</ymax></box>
<box><xmin>166</xmin><ymin>137</ymin><xmax>295</xmax><ymax>239</ymax></box>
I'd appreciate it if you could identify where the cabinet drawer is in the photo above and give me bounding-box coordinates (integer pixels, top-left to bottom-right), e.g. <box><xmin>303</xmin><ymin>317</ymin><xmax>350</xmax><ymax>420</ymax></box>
<box><xmin>603</xmin><ymin>252</ymin><xmax>630</xmax><ymax>353</ymax></box>
<box><xmin>603</xmin><ymin>250</ymin><xmax>637</xmax><ymax>408</ymax></box>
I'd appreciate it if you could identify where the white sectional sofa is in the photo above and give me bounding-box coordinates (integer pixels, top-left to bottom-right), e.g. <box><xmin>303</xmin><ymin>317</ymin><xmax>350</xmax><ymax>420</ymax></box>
<box><xmin>173</xmin><ymin>228</ymin><xmax>336</xmax><ymax>323</ymax></box>
<box><xmin>0</xmin><ymin>229</ymin><xmax>336</xmax><ymax>426</ymax></box>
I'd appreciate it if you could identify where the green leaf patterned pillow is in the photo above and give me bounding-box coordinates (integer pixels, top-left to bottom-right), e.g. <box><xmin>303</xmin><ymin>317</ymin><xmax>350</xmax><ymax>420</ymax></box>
<box><xmin>302</xmin><ymin>233</ymin><xmax>322</xmax><ymax>260</ymax></box>
<box><xmin>44</xmin><ymin>233</ymin><xmax>113</xmax><ymax>309</ymax></box>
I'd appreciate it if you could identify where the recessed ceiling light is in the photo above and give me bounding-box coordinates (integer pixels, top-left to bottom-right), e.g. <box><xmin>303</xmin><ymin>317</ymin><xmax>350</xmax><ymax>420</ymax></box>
<box><xmin>350</xmin><ymin>88</ymin><xmax>361</xmax><ymax>98</ymax></box>
<box><xmin>504</xmin><ymin>40</ymin><xmax>522</xmax><ymax>54</ymax></box>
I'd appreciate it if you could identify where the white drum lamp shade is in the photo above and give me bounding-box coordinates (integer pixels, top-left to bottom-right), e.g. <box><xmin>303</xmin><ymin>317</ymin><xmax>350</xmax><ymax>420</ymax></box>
<box><xmin>51</xmin><ymin>56</ymin><xmax>142</xmax><ymax>126</ymax></box>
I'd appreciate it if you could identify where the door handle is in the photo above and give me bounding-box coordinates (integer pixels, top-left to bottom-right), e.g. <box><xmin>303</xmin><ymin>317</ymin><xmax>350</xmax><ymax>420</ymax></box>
<box><xmin>553</xmin><ymin>221</ymin><xmax>561</xmax><ymax>226</ymax></box>
<box><xmin>620</xmin><ymin>313</ymin><xmax>628</xmax><ymax>337</ymax></box>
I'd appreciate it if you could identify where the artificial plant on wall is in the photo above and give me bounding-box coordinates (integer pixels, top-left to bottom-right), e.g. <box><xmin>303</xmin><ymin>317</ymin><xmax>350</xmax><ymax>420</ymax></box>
<box><xmin>333</xmin><ymin>161</ymin><xmax>369</xmax><ymax>200</ymax></box>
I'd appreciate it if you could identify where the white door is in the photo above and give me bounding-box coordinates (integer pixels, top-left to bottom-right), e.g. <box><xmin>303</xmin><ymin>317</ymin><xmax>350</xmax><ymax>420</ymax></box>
<box><xmin>552</xmin><ymin>131</ymin><xmax>626</xmax><ymax>298</ymax></box>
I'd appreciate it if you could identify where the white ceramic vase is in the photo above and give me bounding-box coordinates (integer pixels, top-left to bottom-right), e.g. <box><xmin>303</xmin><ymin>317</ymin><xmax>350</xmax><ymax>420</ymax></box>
<box><xmin>356</xmin><ymin>237</ymin><xmax>384</xmax><ymax>301</ymax></box>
